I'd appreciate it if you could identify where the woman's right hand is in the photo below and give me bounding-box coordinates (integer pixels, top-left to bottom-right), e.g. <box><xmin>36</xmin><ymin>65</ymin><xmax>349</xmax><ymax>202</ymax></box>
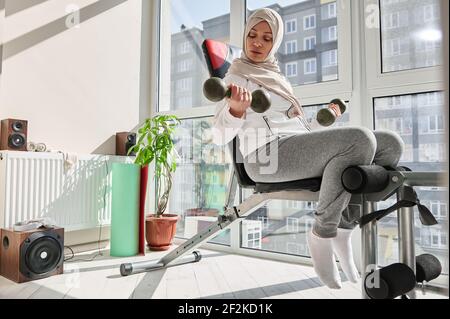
<box><xmin>228</xmin><ymin>84</ymin><xmax>252</xmax><ymax>119</ymax></box>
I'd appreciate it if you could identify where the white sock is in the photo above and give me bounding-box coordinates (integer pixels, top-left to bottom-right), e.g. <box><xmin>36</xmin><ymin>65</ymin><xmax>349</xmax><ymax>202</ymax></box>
<box><xmin>307</xmin><ymin>230</ymin><xmax>342</xmax><ymax>289</ymax></box>
<box><xmin>331</xmin><ymin>228</ymin><xmax>360</xmax><ymax>283</ymax></box>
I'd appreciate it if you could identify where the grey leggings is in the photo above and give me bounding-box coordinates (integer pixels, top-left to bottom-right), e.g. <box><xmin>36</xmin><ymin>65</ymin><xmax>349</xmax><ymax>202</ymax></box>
<box><xmin>244</xmin><ymin>127</ymin><xmax>405</xmax><ymax>238</ymax></box>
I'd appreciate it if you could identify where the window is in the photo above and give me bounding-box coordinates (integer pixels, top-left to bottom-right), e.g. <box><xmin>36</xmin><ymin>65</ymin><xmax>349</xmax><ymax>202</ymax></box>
<box><xmin>419</xmin><ymin>144</ymin><xmax>446</xmax><ymax>162</ymax></box>
<box><xmin>179</xmin><ymin>41</ymin><xmax>192</xmax><ymax>55</ymax></box>
<box><xmin>304</xmin><ymin>36</ymin><xmax>316</xmax><ymax>51</ymax></box>
<box><xmin>322</xmin><ymin>50</ymin><xmax>338</xmax><ymax>68</ymax></box>
<box><xmin>329</xmin><ymin>26</ymin><xmax>337</xmax><ymax>41</ymax></box>
<box><xmin>377</xmin><ymin>117</ymin><xmax>412</xmax><ymax>135</ymax></box>
<box><xmin>170</xmin><ymin>117</ymin><xmax>231</xmax><ymax>245</ymax></box>
<box><xmin>428</xmin><ymin>201</ymin><xmax>448</xmax><ymax>219</ymax></box>
<box><xmin>375</xmin><ymin>92</ymin><xmax>446</xmax><ymax>167</ymax></box>
<box><xmin>285</xmin><ymin>40</ymin><xmax>297</xmax><ymax>54</ymax></box>
<box><xmin>429</xmin><ymin>230</ymin><xmax>448</xmax><ymax>249</ymax></box>
<box><xmin>322</xmin><ymin>26</ymin><xmax>337</xmax><ymax>43</ymax></box>
<box><xmin>159</xmin><ymin>0</ymin><xmax>230</xmax><ymax>112</ymax></box>
<box><xmin>176</xmin><ymin>78</ymin><xmax>192</xmax><ymax>92</ymax></box>
<box><xmin>419</xmin><ymin>92</ymin><xmax>443</xmax><ymax>106</ymax></box>
<box><xmin>304</xmin><ymin>58</ymin><xmax>317</xmax><ymax>75</ymax></box>
<box><xmin>258</xmin><ymin>216</ymin><xmax>270</xmax><ymax>230</ymax></box>
<box><xmin>380</xmin><ymin>0</ymin><xmax>442</xmax><ymax>72</ymax></box>
<box><xmin>374</xmin><ymin>91</ymin><xmax>447</xmax><ymax>276</ymax></box>
<box><xmin>248</xmin><ymin>0</ymin><xmax>340</xmax><ymax>87</ymax></box>
<box><xmin>242</xmin><ymin>220</ymin><xmax>262</xmax><ymax>249</ymax></box>
<box><xmin>177</xmin><ymin>59</ymin><xmax>192</xmax><ymax>73</ymax></box>
<box><xmin>286</xmin><ymin>217</ymin><xmax>300</xmax><ymax>233</ymax></box>
<box><xmin>321</xmin><ymin>2</ymin><xmax>337</xmax><ymax>20</ymax></box>
<box><xmin>383</xmin><ymin>12</ymin><xmax>400</xmax><ymax>29</ymax></box>
<box><xmin>285</xmin><ymin>62</ymin><xmax>298</xmax><ymax>78</ymax></box>
<box><xmin>285</xmin><ymin>19</ymin><xmax>297</xmax><ymax>34</ymax></box>
<box><xmin>304</xmin><ymin>14</ymin><xmax>316</xmax><ymax>30</ymax></box>
<box><xmin>423</xmin><ymin>4</ymin><xmax>439</xmax><ymax>22</ymax></box>
<box><xmin>419</xmin><ymin>115</ymin><xmax>445</xmax><ymax>134</ymax></box>
<box><xmin>240</xmin><ymin>199</ymin><xmax>317</xmax><ymax>257</ymax></box>
<box><xmin>384</xmin><ymin>38</ymin><xmax>409</xmax><ymax>57</ymax></box>
<box><xmin>328</xmin><ymin>3</ymin><xmax>337</xmax><ymax>18</ymax></box>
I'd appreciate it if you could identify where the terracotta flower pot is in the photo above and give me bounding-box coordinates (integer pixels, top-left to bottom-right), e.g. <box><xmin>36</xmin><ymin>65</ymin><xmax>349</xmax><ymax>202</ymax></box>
<box><xmin>145</xmin><ymin>214</ymin><xmax>179</xmax><ymax>251</ymax></box>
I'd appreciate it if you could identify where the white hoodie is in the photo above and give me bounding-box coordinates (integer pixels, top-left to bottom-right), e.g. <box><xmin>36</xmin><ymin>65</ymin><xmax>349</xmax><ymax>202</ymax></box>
<box><xmin>212</xmin><ymin>73</ymin><xmax>322</xmax><ymax>158</ymax></box>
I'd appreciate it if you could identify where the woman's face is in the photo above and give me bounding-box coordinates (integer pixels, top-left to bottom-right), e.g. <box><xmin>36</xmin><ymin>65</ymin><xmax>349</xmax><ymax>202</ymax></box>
<box><xmin>246</xmin><ymin>21</ymin><xmax>274</xmax><ymax>63</ymax></box>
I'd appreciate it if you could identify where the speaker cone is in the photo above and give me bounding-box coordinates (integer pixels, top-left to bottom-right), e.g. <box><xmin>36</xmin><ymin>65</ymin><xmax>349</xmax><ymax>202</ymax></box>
<box><xmin>20</xmin><ymin>232</ymin><xmax>63</xmax><ymax>279</ymax></box>
<box><xmin>9</xmin><ymin>133</ymin><xmax>26</xmax><ymax>148</ymax></box>
<box><xmin>12</xmin><ymin>121</ymin><xmax>24</xmax><ymax>132</ymax></box>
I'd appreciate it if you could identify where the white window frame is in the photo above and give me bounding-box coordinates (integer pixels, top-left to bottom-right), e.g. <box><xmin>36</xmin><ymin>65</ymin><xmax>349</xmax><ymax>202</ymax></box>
<box><xmin>285</xmin><ymin>40</ymin><xmax>298</xmax><ymax>54</ymax></box>
<box><xmin>286</xmin><ymin>62</ymin><xmax>298</xmax><ymax>78</ymax></box>
<box><xmin>328</xmin><ymin>2</ymin><xmax>337</xmax><ymax>18</ymax></box>
<box><xmin>329</xmin><ymin>49</ymin><xmax>338</xmax><ymax>65</ymax></box>
<box><xmin>304</xmin><ymin>36</ymin><xmax>316</xmax><ymax>51</ymax></box>
<box><xmin>179</xmin><ymin>41</ymin><xmax>191</xmax><ymax>55</ymax></box>
<box><xmin>304</xmin><ymin>14</ymin><xmax>316</xmax><ymax>30</ymax></box>
<box><xmin>328</xmin><ymin>25</ymin><xmax>337</xmax><ymax>41</ymax></box>
<box><xmin>304</xmin><ymin>58</ymin><xmax>317</xmax><ymax>75</ymax></box>
<box><xmin>285</xmin><ymin>18</ymin><xmax>297</xmax><ymax>34</ymax></box>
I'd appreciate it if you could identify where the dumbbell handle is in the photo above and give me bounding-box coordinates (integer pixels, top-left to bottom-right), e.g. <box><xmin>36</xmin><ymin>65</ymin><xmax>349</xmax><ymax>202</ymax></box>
<box><xmin>203</xmin><ymin>77</ymin><xmax>271</xmax><ymax>113</ymax></box>
<box><xmin>316</xmin><ymin>99</ymin><xmax>347</xmax><ymax>127</ymax></box>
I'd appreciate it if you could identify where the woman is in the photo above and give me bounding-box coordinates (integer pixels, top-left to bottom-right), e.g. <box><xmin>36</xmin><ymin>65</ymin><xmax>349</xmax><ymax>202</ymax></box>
<box><xmin>212</xmin><ymin>8</ymin><xmax>404</xmax><ymax>289</ymax></box>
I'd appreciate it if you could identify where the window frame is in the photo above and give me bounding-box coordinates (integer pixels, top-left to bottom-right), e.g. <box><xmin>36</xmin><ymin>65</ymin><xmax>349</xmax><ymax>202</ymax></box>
<box><xmin>286</xmin><ymin>62</ymin><xmax>298</xmax><ymax>78</ymax></box>
<box><xmin>285</xmin><ymin>40</ymin><xmax>298</xmax><ymax>54</ymax></box>
<box><xmin>285</xmin><ymin>18</ymin><xmax>298</xmax><ymax>34</ymax></box>
<box><xmin>303</xmin><ymin>14</ymin><xmax>316</xmax><ymax>30</ymax></box>
<box><xmin>304</xmin><ymin>58</ymin><xmax>317</xmax><ymax>75</ymax></box>
<box><xmin>328</xmin><ymin>2</ymin><xmax>337</xmax><ymax>18</ymax></box>
<box><xmin>303</xmin><ymin>36</ymin><xmax>316</xmax><ymax>51</ymax></box>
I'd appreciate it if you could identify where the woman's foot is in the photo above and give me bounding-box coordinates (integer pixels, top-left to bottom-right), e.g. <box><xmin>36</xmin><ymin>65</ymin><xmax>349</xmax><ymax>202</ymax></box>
<box><xmin>306</xmin><ymin>230</ymin><xmax>342</xmax><ymax>289</ymax></box>
<box><xmin>331</xmin><ymin>228</ymin><xmax>360</xmax><ymax>283</ymax></box>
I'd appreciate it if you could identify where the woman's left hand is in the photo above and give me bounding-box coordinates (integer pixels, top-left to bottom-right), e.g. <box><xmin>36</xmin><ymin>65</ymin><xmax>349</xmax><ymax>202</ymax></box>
<box><xmin>328</xmin><ymin>103</ymin><xmax>342</xmax><ymax>117</ymax></box>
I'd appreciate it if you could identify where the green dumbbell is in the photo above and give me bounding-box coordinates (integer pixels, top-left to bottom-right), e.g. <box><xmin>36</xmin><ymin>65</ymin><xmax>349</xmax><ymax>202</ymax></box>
<box><xmin>203</xmin><ymin>77</ymin><xmax>271</xmax><ymax>114</ymax></box>
<box><xmin>316</xmin><ymin>99</ymin><xmax>347</xmax><ymax>127</ymax></box>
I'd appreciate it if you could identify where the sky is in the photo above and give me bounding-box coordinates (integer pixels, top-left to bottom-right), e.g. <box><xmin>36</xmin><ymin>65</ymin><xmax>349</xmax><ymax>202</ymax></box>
<box><xmin>170</xmin><ymin>0</ymin><xmax>306</xmax><ymax>33</ymax></box>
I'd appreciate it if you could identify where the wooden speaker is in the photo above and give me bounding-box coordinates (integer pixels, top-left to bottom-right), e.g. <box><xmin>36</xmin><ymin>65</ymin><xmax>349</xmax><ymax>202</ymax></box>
<box><xmin>116</xmin><ymin>132</ymin><xmax>136</xmax><ymax>156</ymax></box>
<box><xmin>0</xmin><ymin>119</ymin><xmax>28</xmax><ymax>151</ymax></box>
<box><xmin>0</xmin><ymin>227</ymin><xmax>64</xmax><ymax>283</ymax></box>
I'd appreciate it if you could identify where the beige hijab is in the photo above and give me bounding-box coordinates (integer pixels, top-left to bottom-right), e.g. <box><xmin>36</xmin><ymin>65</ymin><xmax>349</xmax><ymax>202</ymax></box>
<box><xmin>227</xmin><ymin>8</ymin><xmax>310</xmax><ymax>130</ymax></box>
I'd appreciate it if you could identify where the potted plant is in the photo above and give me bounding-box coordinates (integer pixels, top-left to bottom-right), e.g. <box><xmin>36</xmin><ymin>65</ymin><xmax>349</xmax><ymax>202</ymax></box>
<box><xmin>128</xmin><ymin>115</ymin><xmax>181</xmax><ymax>251</ymax></box>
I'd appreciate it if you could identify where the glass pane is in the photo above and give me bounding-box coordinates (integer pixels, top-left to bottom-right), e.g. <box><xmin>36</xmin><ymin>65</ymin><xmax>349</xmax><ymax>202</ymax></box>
<box><xmin>374</xmin><ymin>92</ymin><xmax>448</xmax><ymax>280</ymax></box>
<box><xmin>169</xmin><ymin>117</ymin><xmax>231</xmax><ymax>245</ymax></box>
<box><xmin>380</xmin><ymin>0</ymin><xmax>443</xmax><ymax>73</ymax></box>
<box><xmin>375</xmin><ymin>92</ymin><xmax>446</xmax><ymax>170</ymax></box>
<box><xmin>241</xmin><ymin>199</ymin><xmax>316</xmax><ymax>257</ymax></box>
<box><xmin>247</xmin><ymin>0</ymin><xmax>339</xmax><ymax>86</ymax></box>
<box><xmin>159</xmin><ymin>0</ymin><xmax>230</xmax><ymax>112</ymax></box>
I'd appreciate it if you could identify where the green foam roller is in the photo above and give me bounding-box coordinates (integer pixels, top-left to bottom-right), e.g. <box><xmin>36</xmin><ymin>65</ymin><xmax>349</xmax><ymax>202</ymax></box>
<box><xmin>110</xmin><ymin>163</ymin><xmax>141</xmax><ymax>257</ymax></box>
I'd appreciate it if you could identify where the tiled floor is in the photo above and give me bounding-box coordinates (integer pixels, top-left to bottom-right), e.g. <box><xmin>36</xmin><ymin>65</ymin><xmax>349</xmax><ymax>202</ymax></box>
<box><xmin>0</xmin><ymin>246</ymin><xmax>447</xmax><ymax>299</ymax></box>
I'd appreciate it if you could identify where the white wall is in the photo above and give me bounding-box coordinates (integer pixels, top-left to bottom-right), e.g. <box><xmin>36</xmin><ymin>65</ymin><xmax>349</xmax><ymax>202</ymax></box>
<box><xmin>0</xmin><ymin>0</ymin><xmax>152</xmax><ymax>155</ymax></box>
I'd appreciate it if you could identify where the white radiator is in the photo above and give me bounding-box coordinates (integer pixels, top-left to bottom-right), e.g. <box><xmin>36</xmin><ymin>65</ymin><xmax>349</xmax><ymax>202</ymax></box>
<box><xmin>0</xmin><ymin>151</ymin><xmax>144</xmax><ymax>231</ymax></box>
